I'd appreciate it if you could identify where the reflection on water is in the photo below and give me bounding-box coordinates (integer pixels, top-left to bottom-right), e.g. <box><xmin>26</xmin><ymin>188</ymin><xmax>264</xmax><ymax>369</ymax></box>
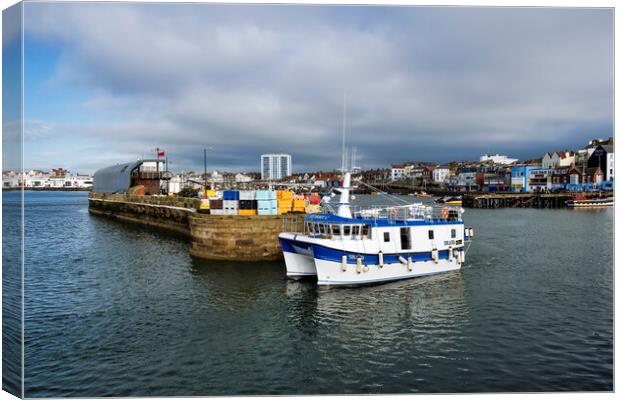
<box><xmin>10</xmin><ymin>191</ymin><xmax>613</xmax><ymax>396</ymax></box>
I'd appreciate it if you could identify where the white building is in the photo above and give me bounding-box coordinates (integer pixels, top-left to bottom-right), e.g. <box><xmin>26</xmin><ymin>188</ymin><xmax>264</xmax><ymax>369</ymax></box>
<box><xmin>542</xmin><ymin>152</ymin><xmax>561</xmax><ymax>169</ymax></box>
<box><xmin>235</xmin><ymin>173</ymin><xmax>254</xmax><ymax>183</ymax></box>
<box><xmin>542</xmin><ymin>151</ymin><xmax>575</xmax><ymax>169</ymax></box>
<box><xmin>261</xmin><ymin>153</ymin><xmax>292</xmax><ymax>180</ymax></box>
<box><xmin>607</xmin><ymin>152</ymin><xmax>614</xmax><ymax>181</ymax></box>
<box><xmin>480</xmin><ymin>154</ymin><xmax>518</xmax><ymax>165</ymax></box>
<box><xmin>390</xmin><ymin>164</ymin><xmax>407</xmax><ymax>181</ymax></box>
<box><xmin>432</xmin><ymin>166</ymin><xmax>451</xmax><ymax>183</ymax></box>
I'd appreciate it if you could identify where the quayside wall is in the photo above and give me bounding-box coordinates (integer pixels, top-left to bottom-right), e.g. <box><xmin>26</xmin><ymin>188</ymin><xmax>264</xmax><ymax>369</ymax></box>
<box><xmin>88</xmin><ymin>192</ymin><xmax>198</xmax><ymax>236</ymax></box>
<box><xmin>189</xmin><ymin>214</ymin><xmax>304</xmax><ymax>261</ymax></box>
<box><xmin>88</xmin><ymin>193</ymin><xmax>305</xmax><ymax>261</ymax></box>
<box><xmin>462</xmin><ymin>192</ymin><xmax>606</xmax><ymax>208</ymax></box>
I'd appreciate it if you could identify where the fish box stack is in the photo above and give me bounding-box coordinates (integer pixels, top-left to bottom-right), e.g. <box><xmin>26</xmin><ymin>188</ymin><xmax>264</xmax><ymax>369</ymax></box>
<box><xmin>238</xmin><ymin>190</ymin><xmax>257</xmax><ymax>216</ymax></box>
<box><xmin>256</xmin><ymin>190</ymin><xmax>277</xmax><ymax>215</ymax></box>
<box><xmin>209</xmin><ymin>199</ymin><xmax>224</xmax><ymax>215</ymax></box>
<box><xmin>223</xmin><ymin>190</ymin><xmax>239</xmax><ymax>215</ymax></box>
<box><xmin>276</xmin><ymin>190</ymin><xmax>293</xmax><ymax>215</ymax></box>
<box><xmin>292</xmin><ymin>194</ymin><xmax>307</xmax><ymax>213</ymax></box>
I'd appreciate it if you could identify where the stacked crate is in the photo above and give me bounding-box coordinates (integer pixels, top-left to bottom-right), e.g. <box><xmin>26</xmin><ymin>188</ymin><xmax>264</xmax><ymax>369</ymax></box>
<box><xmin>238</xmin><ymin>190</ymin><xmax>257</xmax><ymax>216</ymax></box>
<box><xmin>223</xmin><ymin>191</ymin><xmax>239</xmax><ymax>215</ymax></box>
<box><xmin>256</xmin><ymin>190</ymin><xmax>277</xmax><ymax>215</ymax></box>
<box><xmin>293</xmin><ymin>199</ymin><xmax>307</xmax><ymax>212</ymax></box>
<box><xmin>209</xmin><ymin>199</ymin><xmax>224</xmax><ymax>215</ymax></box>
<box><xmin>276</xmin><ymin>190</ymin><xmax>293</xmax><ymax>215</ymax></box>
<box><xmin>306</xmin><ymin>194</ymin><xmax>321</xmax><ymax>205</ymax></box>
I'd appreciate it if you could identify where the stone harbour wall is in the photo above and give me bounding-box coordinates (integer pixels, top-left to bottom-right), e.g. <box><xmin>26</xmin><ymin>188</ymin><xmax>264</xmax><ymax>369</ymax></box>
<box><xmin>188</xmin><ymin>213</ymin><xmax>305</xmax><ymax>261</ymax></box>
<box><xmin>88</xmin><ymin>192</ymin><xmax>199</xmax><ymax>237</ymax></box>
<box><xmin>88</xmin><ymin>193</ymin><xmax>306</xmax><ymax>261</ymax></box>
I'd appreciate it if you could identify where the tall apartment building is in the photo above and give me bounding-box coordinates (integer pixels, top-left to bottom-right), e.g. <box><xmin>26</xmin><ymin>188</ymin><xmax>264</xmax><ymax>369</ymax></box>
<box><xmin>261</xmin><ymin>153</ymin><xmax>292</xmax><ymax>180</ymax></box>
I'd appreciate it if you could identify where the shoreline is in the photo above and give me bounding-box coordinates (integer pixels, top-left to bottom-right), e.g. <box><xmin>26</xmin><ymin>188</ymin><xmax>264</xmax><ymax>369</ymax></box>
<box><xmin>3</xmin><ymin>187</ymin><xmax>91</xmax><ymax>192</ymax></box>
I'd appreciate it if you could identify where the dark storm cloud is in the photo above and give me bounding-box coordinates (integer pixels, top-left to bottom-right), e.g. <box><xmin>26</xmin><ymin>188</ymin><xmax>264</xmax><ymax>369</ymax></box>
<box><xmin>24</xmin><ymin>3</ymin><xmax>613</xmax><ymax>173</ymax></box>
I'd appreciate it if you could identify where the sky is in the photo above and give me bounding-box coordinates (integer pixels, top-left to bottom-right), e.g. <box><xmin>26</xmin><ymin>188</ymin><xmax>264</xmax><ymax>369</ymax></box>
<box><xmin>9</xmin><ymin>3</ymin><xmax>614</xmax><ymax>174</ymax></box>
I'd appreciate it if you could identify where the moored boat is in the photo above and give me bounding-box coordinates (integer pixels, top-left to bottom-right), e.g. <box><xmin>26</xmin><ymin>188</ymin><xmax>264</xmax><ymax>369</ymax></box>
<box><xmin>435</xmin><ymin>195</ymin><xmax>462</xmax><ymax>206</ymax></box>
<box><xmin>566</xmin><ymin>195</ymin><xmax>613</xmax><ymax>208</ymax></box>
<box><xmin>278</xmin><ymin>172</ymin><xmax>474</xmax><ymax>286</ymax></box>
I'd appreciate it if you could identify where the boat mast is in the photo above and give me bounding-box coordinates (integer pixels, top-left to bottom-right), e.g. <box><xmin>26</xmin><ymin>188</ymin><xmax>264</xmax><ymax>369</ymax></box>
<box><xmin>337</xmin><ymin>94</ymin><xmax>352</xmax><ymax>218</ymax></box>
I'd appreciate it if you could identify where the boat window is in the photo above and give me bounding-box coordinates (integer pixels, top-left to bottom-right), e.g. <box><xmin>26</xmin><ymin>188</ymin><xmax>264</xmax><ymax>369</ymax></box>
<box><xmin>343</xmin><ymin>225</ymin><xmax>351</xmax><ymax>236</ymax></box>
<box><xmin>384</xmin><ymin>232</ymin><xmax>390</xmax><ymax>242</ymax></box>
<box><xmin>352</xmin><ymin>225</ymin><xmax>360</xmax><ymax>236</ymax></box>
<box><xmin>362</xmin><ymin>225</ymin><xmax>369</xmax><ymax>237</ymax></box>
<box><xmin>332</xmin><ymin>224</ymin><xmax>341</xmax><ymax>236</ymax></box>
<box><xmin>451</xmin><ymin>229</ymin><xmax>456</xmax><ymax>238</ymax></box>
<box><xmin>319</xmin><ymin>224</ymin><xmax>326</xmax><ymax>234</ymax></box>
<box><xmin>428</xmin><ymin>230</ymin><xmax>434</xmax><ymax>240</ymax></box>
<box><xmin>400</xmin><ymin>227</ymin><xmax>411</xmax><ymax>250</ymax></box>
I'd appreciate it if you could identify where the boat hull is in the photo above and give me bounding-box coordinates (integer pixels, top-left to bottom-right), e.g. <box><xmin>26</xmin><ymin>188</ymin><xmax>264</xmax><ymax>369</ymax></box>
<box><xmin>314</xmin><ymin>257</ymin><xmax>461</xmax><ymax>286</ymax></box>
<box><xmin>279</xmin><ymin>234</ymin><xmax>317</xmax><ymax>278</ymax></box>
<box><xmin>310</xmin><ymin>243</ymin><xmax>464</xmax><ymax>286</ymax></box>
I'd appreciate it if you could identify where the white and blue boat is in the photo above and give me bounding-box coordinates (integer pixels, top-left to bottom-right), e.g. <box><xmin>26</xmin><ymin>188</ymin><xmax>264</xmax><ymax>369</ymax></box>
<box><xmin>278</xmin><ymin>171</ymin><xmax>474</xmax><ymax>286</ymax></box>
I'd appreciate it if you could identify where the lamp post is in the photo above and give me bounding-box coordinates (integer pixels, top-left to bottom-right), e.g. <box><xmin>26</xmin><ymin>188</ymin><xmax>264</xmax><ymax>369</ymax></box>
<box><xmin>203</xmin><ymin>146</ymin><xmax>214</xmax><ymax>189</ymax></box>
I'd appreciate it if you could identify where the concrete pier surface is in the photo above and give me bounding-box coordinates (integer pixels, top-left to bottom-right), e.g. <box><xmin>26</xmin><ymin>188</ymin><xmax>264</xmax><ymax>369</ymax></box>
<box><xmin>88</xmin><ymin>193</ymin><xmax>305</xmax><ymax>261</ymax></box>
<box><xmin>462</xmin><ymin>192</ymin><xmax>608</xmax><ymax>209</ymax></box>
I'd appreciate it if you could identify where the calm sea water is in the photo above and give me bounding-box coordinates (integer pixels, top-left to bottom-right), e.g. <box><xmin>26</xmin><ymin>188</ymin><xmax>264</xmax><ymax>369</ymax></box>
<box><xmin>3</xmin><ymin>191</ymin><xmax>613</xmax><ymax>396</ymax></box>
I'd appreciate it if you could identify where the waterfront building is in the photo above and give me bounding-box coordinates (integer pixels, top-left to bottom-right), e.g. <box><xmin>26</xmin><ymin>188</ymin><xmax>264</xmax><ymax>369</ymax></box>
<box><xmin>587</xmin><ymin>144</ymin><xmax>614</xmax><ymax>181</ymax></box>
<box><xmin>235</xmin><ymin>173</ymin><xmax>254</xmax><ymax>183</ymax></box>
<box><xmin>261</xmin><ymin>153</ymin><xmax>292</xmax><ymax>180</ymax></box>
<box><xmin>479</xmin><ymin>154</ymin><xmax>518</xmax><ymax>165</ymax></box>
<box><xmin>543</xmin><ymin>151</ymin><xmax>576</xmax><ymax>169</ymax></box>
<box><xmin>527</xmin><ymin>168</ymin><xmax>554</xmax><ymax>192</ymax></box>
<box><xmin>390</xmin><ymin>163</ymin><xmax>407</xmax><ymax>181</ymax></box>
<box><xmin>510</xmin><ymin>165</ymin><xmax>539</xmax><ymax>192</ymax></box>
<box><xmin>432</xmin><ymin>166</ymin><xmax>451</xmax><ymax>183</ymax></box>
<box><xmin>93</xmin><ymin>159</ymin><xmax>170</xmax><ymax>194</ymax></box>
<box><xmin>455</xmin><ymin>172</ymin><xmax>478</xmax><ymax>191</ymax></box>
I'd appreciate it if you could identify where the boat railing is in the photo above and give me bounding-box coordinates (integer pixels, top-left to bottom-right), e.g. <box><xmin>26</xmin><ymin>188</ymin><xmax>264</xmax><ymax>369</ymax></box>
<box><xmin>352</xmin><ymin>203</ymin><xmax>464</xmax><ymax>223</ymax></box>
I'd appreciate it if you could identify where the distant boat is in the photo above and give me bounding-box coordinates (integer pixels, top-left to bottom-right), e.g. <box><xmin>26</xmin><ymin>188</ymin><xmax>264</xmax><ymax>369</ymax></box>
<box><xmin>566</xmin><ymin>195</ymin><xmax>613</xmax><ymax>208</ymax></box>
<box><xmin>414</xmin><ymin>191</ymin><xmax>433</xmax><ymax>198</ymax></box>
<box><xmin>435</xmin><ymin>196</ymin><xmax>462</xmax><ymax>206</ymax></box>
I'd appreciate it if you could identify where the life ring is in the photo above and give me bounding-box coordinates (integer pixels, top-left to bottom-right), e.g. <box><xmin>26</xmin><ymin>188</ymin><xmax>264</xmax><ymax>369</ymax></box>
<box><xmin>440</xmin><ymin>208</ymin><xmax>449</xmax><ymax>220</ymax></box>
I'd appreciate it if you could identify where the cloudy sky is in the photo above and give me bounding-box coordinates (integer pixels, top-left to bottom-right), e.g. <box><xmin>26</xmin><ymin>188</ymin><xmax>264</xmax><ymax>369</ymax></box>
<box><xmin>14</xmin><ymin>3</ymin><xmax>614</xmax><ymax>174</ymax></box>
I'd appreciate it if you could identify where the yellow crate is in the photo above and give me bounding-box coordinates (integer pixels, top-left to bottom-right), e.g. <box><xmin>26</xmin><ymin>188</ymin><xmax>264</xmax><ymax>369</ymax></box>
<box><xmin>276</xmin><ymin>190</ymin><xmax>293</xmax><ymax>200</ymax></box>
<box><xmin>278</xmin><ymin>199</ymin><xmax>293</xmax><ymax>208</ymax></box>
<box><xmin>278</xmin><ymin>207</ymin><xmax>292</xmax><ymax>215</ymax></box>
<box><xmin>293</xmin><ymin>199</ymin><xmax>307</xmax><ymax>208</ymax></box>
<box><xmin>205</xmin><ymin>189</ymin><xmax>217</xmax><ymax>198</ymax></box>
<box><xmin>292</xmin><ymin>207</ymin><xmax>306</xmax><ymax>213</ymax></box>
<box><xmin>238</xmin><ymin>209</ymin><xmax>257</xmax><ymax>216</ymax></box>
<box><xmin>199</xmin><ymin>199</ymin><xmax>210</xmax><ymax>209</ymax></box>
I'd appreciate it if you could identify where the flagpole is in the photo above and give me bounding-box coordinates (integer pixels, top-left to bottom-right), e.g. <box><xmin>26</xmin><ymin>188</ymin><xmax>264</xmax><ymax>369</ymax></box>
<box><xmin>156</xmin><ymin>147</ymin><xmax>160</xmax><ymax>176</ymax></box>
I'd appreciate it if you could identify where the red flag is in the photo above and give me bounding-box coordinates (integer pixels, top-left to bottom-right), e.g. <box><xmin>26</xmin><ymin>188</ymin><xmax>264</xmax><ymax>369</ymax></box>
<box><xmin>157</xmin><ymin>150</ymin><xmax>165</xmax><ymax>157</ymax></box>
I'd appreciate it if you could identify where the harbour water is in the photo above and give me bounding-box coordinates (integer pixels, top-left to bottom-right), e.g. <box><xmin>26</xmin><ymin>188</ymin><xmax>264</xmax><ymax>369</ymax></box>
<box><xmin>3</xmin><ymin>191</ymin><xmax>613</xmax><ymax>396</ymax></box>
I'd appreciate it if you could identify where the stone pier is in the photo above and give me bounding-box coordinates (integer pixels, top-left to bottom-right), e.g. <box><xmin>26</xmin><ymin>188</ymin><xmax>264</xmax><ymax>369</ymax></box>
<box><xmin>88</xmin><ymin>193</ymin><xmax>305</xmax><ymax>261</ymax></box>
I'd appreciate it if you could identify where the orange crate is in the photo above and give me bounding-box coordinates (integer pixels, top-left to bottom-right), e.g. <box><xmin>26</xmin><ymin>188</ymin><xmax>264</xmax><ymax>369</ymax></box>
<box><xmin>238</xmin><ymin>209</ymin><xmax>257</xmax><ymax>216</ymax></box>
